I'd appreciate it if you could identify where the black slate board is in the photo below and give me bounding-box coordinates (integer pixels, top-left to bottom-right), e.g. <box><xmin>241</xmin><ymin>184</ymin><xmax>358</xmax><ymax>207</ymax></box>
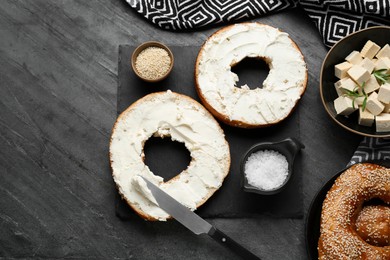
<box><xmin>116</xmin><ymin>45</ymin><xmax>303</xmax><ymax>219</ymax></box>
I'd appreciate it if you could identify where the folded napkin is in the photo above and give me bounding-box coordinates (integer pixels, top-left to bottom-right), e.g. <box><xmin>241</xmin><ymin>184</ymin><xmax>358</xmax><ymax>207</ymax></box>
<box><xmin>348</xmin><ymin>137</ymin><xmax>390</xmax><ymax>166</ymax></box>
<box><xmin>126</xmin><ymin>0</ymin><xmax>298</xmax><ymax>29</ymax></box>
<box><xmin>126</xmin><ymin>0</ymin><xmax>389</xmax><ymax>47</ymax></box>
<box><xmin>300</xmin><ymin>1</ymin><xmax>390</xmax><ymax>47</ymax></box>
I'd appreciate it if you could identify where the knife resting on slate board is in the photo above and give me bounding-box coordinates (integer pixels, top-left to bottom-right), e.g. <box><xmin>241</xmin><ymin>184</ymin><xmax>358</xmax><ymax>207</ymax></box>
<box><xmin>115</xmin><ymin>45</ymin><xmax>303</xmax><ymax>219</ymax></box>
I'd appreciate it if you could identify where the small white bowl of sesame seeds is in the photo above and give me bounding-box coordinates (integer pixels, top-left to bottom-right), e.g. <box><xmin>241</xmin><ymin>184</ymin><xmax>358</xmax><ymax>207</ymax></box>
<box><xmin>131</xmin><ymin>41</ymin><xmax>174</xmax><ymax>82</ymax></box>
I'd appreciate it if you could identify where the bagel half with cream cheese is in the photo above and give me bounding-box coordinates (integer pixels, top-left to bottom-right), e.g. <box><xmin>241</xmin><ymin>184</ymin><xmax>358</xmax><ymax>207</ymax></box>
<box><xmin>109</xmin><ymin>91</ymin><xmax>230</xmax><ymax>221</ymax></box>
<box><xmin>195</xmin><ymin>22</ymin><xmax>307</xmax><ymax>128</ymax></box>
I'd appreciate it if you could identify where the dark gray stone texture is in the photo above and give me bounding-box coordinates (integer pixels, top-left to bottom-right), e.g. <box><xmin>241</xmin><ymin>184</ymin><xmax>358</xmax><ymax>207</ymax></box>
<box><xmin>0</xmin><ymin>1</ymin><xmax>362</xmax><ymax>259</ymax></box>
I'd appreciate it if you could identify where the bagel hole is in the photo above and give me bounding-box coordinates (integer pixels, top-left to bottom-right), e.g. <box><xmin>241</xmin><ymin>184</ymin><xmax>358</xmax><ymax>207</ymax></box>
<box><xmin>354</xmin><ymin>199</ymin><xmax>390</xmax><ymax>247</ymax></box>
<box><xmin>231</xmin><ymin>57</ymin><xmax>270</xmax><ymax>90</ymax></box>
<box><xmin>144</xmin><ymin>137</ymin><xmax>191</xmax><ymax>182</ymax></box>
<box><xmin>362</xmin><ymin>198</ymin><xmax>387</xmax><ymax>207</ymax></box>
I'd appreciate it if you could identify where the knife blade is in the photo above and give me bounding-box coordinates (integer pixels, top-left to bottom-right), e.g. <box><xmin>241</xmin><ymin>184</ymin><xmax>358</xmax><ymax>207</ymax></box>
<box><xmin>140</xmin><ymin>176</ymin><xmax>261</xmax><ymax>260</ymax></box>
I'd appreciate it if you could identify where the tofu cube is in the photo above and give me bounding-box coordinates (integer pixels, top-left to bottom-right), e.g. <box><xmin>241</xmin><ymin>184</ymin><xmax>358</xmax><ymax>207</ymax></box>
<box><xmin>338</xmin><ymin>77</ymin><xmax>358</xmax><ymax>93</ymax></box>
<box><xmin>334</xmin><ymin>96</ymin><xmax>357</xmax><ymax>116</ymax></box>
<box><xmin>366</xmin><ymin>92</ymin><xmax>385</xmax><ymax>116</ymax></box>
<box><xmin>384</xmin><ymin>103</ymin><xmax>390</xmax><ymax>113</ymax></box>
<box><xmin>345</xmin><ymin>51</ymin><xmax>363</xmax><ymax>64</ymax></box>
<box><xmin>363</xmin><ymin>74</ymin><xmax>381</xmax><ymax>94</ymax></box>
<box><xmin>361</xmin><ymin>40</ymin><xmax>381</xmax><ymax>59</ymax></box>
<box><xmin>358</xmin><ymin>107</ymin><xmax>374</xmax><ymax>127</ymax></box>
<box><xmin>347</xmin><ymin>65</ymin><xmax>371</xmax><ymax>86</ymax></box>
<box><xmin>335</xmin><ymin>62</ymin><xmax>353</xmax><ymax>79</ymax></box>
<box><xmin>334</xmin><ymin>78</ymin><xmax>345</xmax><ymax>96</ymax></box>
<box><xmin>375</xmin><ymin>57</ymin><xmax>390</xmax><ymax>72</ymax></box>
<box><xmin>378</xmin><ymin>83</ymin><xmax>390</xmax><ymax>104</ymax></box>
<box><xmin>354</xmin><ymin>96</ymin><xmax>366</xmax><ymax>106</ymax></box>
<box><xmin>376</xmin><ymin>44</ymin><xmax>390</xmax><ymax>59</ymax></box>
<box><xmin>358</xmin><ymin>57</ymin><xmax>376</xmax><ymax>73</ymax></box>
<box><xmin>375</xmin><ymin>113</ymin><xmax>390</xmax><ymax>132</ymax></box>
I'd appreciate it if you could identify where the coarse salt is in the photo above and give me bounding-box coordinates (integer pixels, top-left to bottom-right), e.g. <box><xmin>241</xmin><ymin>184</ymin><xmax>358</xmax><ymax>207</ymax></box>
<box><xmin>244</xmin><ymin>149</ymin><xmax>289</xmax><ymax>190</ymax></box>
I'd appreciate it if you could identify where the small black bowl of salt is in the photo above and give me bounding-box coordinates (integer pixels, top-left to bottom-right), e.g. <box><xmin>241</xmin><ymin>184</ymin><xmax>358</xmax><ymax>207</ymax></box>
<box><xmin>240</xmin><ymin>138</ymin><xmax>304</xmax><ymax>195</ymax></box>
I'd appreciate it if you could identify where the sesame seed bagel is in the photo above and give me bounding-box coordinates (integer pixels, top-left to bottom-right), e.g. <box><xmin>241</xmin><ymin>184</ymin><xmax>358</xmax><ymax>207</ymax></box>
<box><xmin>318</xmin><ymin>163</ymin><xmax>390</xmax><ymax>259</ymax></box>
<box><xmin>195</xmin><ymin>22</ymin><xmax>307</xmax><ymax>128</ymax></box>
<box><xmin>109</xmin><ymin>91</ymin><xmax>230</xmax><ymax>221</ymax></box>
<box><xmin>355</xmin><ymin>205</ymin><xmax>390</xmax><ymax>247</ymax></box>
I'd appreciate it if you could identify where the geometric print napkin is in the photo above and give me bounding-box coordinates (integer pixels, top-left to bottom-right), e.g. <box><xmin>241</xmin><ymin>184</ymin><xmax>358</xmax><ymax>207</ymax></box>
<box><xmin>300</xmin><ymin>0</ymin><xmax>390</xmax><ymax>47</ymax></box>
<box><xmin>126</xmin><ymin>0</ymin><xmax>298</xmax><ymax>30</ymax></box>
<box><xmin>126</xmin><ymin>0</ymin><xmax>390</xmax><ymax>48</ymax></box>
<box><xmin>348</xmin><ymin>137</ymin><xmax>390</xmax><ymax>166</ymax></box>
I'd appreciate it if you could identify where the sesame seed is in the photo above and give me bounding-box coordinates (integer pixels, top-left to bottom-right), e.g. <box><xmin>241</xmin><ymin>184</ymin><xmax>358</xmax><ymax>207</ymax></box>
<box><xmin>318</xmin><ymin>163</ymin><xmax>390</xmax><ymax>259</ymax></box>
<box><xmin>135</xmin><ymin>47</ymin><xmax>171</xmax><ymax>80</ymax></box>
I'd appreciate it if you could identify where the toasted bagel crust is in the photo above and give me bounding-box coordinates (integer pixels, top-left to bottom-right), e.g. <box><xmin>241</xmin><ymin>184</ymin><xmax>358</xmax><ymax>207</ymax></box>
<box><xmin>319</xmin><ymin>163</ymin><xmax>390</xmax><ymax>259</ymax></box>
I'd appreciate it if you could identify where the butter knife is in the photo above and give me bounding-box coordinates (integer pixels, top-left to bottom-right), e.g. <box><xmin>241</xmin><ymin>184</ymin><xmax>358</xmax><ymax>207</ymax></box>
<box><xmin>140</xmin><ymin>177</ymin><xmax>261</xmax><ymax>260</ymax></box>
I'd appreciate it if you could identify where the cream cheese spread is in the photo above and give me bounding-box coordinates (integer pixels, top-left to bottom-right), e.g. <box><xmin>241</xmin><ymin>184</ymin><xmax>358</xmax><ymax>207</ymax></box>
<box><xmin>196</xmin><ymin>23</ymin><xmax>307</xmax><ymax>126</ymax></box>
<box><xmin>110</xmin><ymin>91</ymin><xmax>230</xmax><ymax>221</ymax></box>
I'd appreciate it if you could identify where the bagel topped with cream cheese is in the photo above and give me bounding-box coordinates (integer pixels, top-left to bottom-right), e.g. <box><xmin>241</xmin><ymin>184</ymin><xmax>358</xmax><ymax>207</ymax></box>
<box><xmin>195</xmin><ymin>23</ymin><xmax>307</xmax><ymax>128</ymax></box>
<box><xmin>109</xmin><ymin>91</ymin><xmax>230</xmax><ymax>221</ymax></box>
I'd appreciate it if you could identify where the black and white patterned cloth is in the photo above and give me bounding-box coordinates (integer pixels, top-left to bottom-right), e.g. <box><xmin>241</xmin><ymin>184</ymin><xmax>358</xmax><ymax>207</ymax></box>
<box><xmin>348</xmin><ymin>137</ymin><xmax>390</xmax><ymax>165</ymax></box>
<box><xmin>126</xmin><ymin>0</ymin><xmax>390</xmax><ymax>163</ymax></box>
<box><xmin>126</xmin><ymin>0</ymin><xmax>298</xmax><ymax>30</ymax></box>
<box><xmin>126</xmin><ymin>0</ymin><xmax>390</xmax><ymax>47</ymax></box>
<box><xmin>300</xmin><ymin>0</ymin><xmax>390</xmax><ymax>47</ymax></box>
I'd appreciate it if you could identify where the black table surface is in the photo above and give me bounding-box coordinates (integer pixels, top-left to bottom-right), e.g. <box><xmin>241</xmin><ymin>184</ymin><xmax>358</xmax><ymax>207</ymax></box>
<box><xmin>0</xmin><ymin>1</ymin><xmax>362</xmax><ymax>259</ymax></box>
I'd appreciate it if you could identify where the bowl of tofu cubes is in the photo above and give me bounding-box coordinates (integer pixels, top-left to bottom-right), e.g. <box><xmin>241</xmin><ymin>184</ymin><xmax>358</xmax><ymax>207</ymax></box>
<box><xmin>320</xmin><ymin>26</ymin><xmax>390</xmax><ymax>137</ymax></box>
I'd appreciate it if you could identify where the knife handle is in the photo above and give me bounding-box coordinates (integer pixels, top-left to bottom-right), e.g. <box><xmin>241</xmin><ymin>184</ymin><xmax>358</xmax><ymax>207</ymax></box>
<box><xmin>208</xmin><ymin>227</ymin><xmax>261</xmax><ymax>260</ymax></box>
